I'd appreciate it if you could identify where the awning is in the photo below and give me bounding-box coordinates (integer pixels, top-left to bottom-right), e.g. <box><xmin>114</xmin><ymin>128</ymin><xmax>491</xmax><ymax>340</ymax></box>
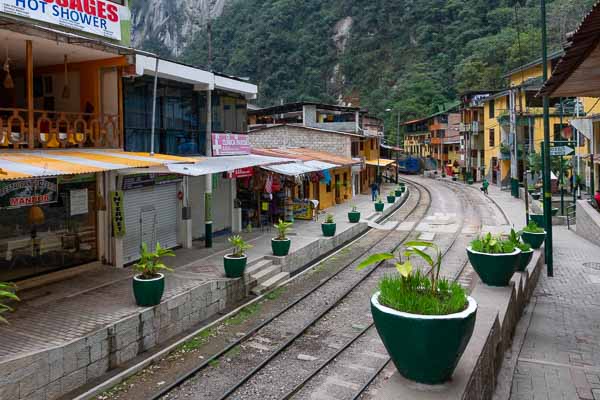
<box><xmin>262</xmin><ymin>163</ymin><xmax>321</xmax><ymax>176</ymax></box>
<box><xmin>366</xmin><ymin>159</ymin><xmax>396</xmax><ymax>167</ymax></box>
<box><xmin>303</xmin><ymin>160</ymin><xmax>340</xmax><ymax>170</ymax></box>
<box><xmin>166</xmin><ymin>155</ymin><xmax>294</xmax><ymax>177</ymax></box>
<box><xmin>252</xmin><ymin>148</ymin><xmax>360</xmax><ymax>166</ymax></box>
<box><xmin>0</xmin><ymin>149</ymin><xmax>195</xmax><ymax>181</ymax></box>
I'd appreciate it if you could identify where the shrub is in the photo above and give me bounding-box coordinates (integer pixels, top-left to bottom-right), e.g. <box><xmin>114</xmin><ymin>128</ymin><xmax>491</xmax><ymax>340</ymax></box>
<box><xmin>470</xmin><ymin>233</ymin><xmax>516</xmax><ymax>254</ymax></box>
<box><xmin>133</xmin><ymin>242</ymin><xmax>175</xmax><ymax>280</ymax></box>
<box><xmin>324</xmin><ymin>214</ymin><xmax>335</xmax><ymax>224</ymax></box>
<box><xmin>358</xmin><ymin>241</ymin><xmax>468</xmax><ymax>316</ymax></box>
<box><xmin>228</xmin><ymin>235</ymin><xmax>252</xmax><ymax>258</ymax></box>
<box><xmin>274</xmin><ymin>219</ymin><xmax>293</xmax><ymax>240</ymax></box>
<box><xmin>523</xmin><ymin>221</ymin><xmax>545</xmax><ymax>234</ymax></box>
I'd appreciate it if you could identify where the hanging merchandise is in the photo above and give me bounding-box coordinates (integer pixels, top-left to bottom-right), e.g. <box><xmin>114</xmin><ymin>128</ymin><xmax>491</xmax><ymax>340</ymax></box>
<box><xmin>271</xmin><ymin>175</ymin><xmax>281</xmax><ymax>192</ymax></box>
<box><xmin>321</xmin><ymin>170</ymin><xmax>332</xmax><ymax>185</ymax></box>
<box><xmin>3</xmin><ymin>45</ymin><xmax>13</xmax><ymax>89</ymax></box>
<box><xmin>62</xmin><ymin>55</ymin><xmax>70</xmax><ymax>99</ymax></box>
<box><xmin>265</xmin><ymin>174</ymin><xmax>273</xmax><ymax>194</ymax></box>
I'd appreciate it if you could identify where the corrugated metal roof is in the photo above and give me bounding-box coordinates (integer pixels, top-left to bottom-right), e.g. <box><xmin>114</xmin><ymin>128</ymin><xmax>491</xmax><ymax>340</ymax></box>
<box><xmin>0</xmin><ymin>149</ymin><xmax>195</xmax><ymax>181</ymax></box>
<box><xmin>251</xmin><ymin>148</ymin><xmax>359</xmax><ymax>166</ymax></box>
<box><xmin>166</xmin><ymin>155</ymin><xmax>294</xmax><ymax>176</ymax></box>
<box><xmin>365</xmin><ymin>159</ymin><xmax>396</xmax><ymax>167</ymax></box>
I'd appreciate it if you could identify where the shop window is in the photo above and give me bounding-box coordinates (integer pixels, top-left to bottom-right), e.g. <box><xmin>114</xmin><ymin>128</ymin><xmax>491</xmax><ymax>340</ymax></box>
<box><xmin>326</xmin><ymin>182</ymin><xmax>332</xmax><ymax>193</ymax></box>
<box><xmin>0</xmin><ymin>175</ymin><xmax>98</xmax><ymax>282</ymax></box>
<box><xmin>489</xmin><ymin>100</ymin><xmax>495</xmax><ymax>118</ymax></box>
<box><xmin>489</xmin><ymin>128</ymin><xmax>495</xmax><ymax>147</ymax></box>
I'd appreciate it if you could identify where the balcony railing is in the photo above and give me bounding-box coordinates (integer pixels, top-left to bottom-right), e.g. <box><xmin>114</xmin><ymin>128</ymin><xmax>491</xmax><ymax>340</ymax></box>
<box><xmin>0</xmin><ymin>108</ymin><xmax>120</xmax><ymax>149</ymax></box>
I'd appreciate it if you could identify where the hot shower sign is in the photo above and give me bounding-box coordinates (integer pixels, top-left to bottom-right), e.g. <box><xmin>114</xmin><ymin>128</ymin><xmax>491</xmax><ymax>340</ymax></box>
<box><xmin>1</xmin><ymin>0</ymin><xmax>125</xmax><ymax>40</ymax></box>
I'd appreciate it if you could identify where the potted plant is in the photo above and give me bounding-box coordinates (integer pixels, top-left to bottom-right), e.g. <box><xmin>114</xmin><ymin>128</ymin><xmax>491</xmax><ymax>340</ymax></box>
<box><xmin>387</xmin><ymin>192</ymin><xmax>396</xmax><ymax>204</ymax></box>
<box><xmin>322</xmin><ymin>214</ymin><xmax>336</xmax><ymax>237</ymax></box>
<box><xmin>395</xmin><ymin>186</ymin><xmax>403</xmax><ymax>197</ymax></box>
<box><xmin>508</xmin><ymin>229</ymin><xmax>533</xmax><ymax>272</ymax></box>
<box><xmin>0</xmin><ymin>282</ymin><xmax>19</xmax><ymax>324</ymax></box>
<box><xmin>348</xmin><ymin>205</ymin><xmax>361</xmax><ymax>223</ymax></box>
<box><xmin>132</xmin><ymin>242</ymin><xmax>174</xmax><ymax>307</ymax></box>
<box><xmin>224</xmin><ymin>235</ymin><xmax>253</xmax><ymax>278</ymax></box>
<box><xmin>272</xmin><ymin>219</ymin><xmax>293</xmax><ymax>256</ymax></box>
<box><xmin>358</xmin><ymin>241</ymin><xmax>477</xmax><ymax>384</ymax></box>
<box><xmin>527</xmin><ymin>185</ymin><xmax>536</xmax><ymax>194</ymax></box>
<box><xmin>521</xmin><ymin>221</ymin><xmax>546</xmax><ymax>249</ymax></box>
<box><xmin>531</xmin><ymin>192</ymin><xmax>541</xmax><ymax>200</ymax></box>
<box><xmin>375</xmin><ymin>197</ymin><xmax>385</xmax><ymax>212</ymax></box>
<box><xmin>452</xmin><ymin>174</ymin><xmax>458</xmax><ymax>182</ymax></box>
<box><xmin>467</xmin><ymin>233</ymin><xmax>520</xmax><ymax>287</ymax></box>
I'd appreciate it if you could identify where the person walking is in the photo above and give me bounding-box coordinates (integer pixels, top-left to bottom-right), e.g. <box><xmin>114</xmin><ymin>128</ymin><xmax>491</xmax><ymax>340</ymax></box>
<box><xmin>595</xmin><ymin>190</ymin><xmax>600</xmax><ymax>209</ymax></box>
<box><xmin>371</xmin><ymin>181</ymin><xmax>379</xmax><ymax>201</ymax></box>
<box><xmin>481</xmin><ymin>178</ymin><xmax>489</xmax><ymax>195</ymax></box>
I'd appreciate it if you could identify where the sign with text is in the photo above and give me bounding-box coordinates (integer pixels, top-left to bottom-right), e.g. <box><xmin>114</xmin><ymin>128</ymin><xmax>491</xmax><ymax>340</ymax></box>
<box><xmin>0</xmin><ymin>178</ymin><xmax>58</xmax><ymax>209</ymax></box>
<box><xmin>226</xmin><ymin>167</ymin><xmax>254</xmax><ymax>179</ymax></box>
<box><xmin>110</xmin><ymin>191</ymin><xmax>126</xmax><ymax>237</ymax></box>
<box><xmin>1</xmin><ymin>0</ymin><xmax>125</xmax><ymax>41</ymax></box>
<box><xmin>212</xmin><ymin>133</ymin><xmax>251</xmax><ymax>156</ymax></box>
<box><xmin>550</xmin><ymin>146</ymin><xmax>574</xmax><ymax>157</ymax></box>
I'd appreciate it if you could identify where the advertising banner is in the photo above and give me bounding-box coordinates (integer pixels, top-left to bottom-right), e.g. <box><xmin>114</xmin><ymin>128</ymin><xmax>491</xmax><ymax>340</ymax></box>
<box><xmin>0</xmin><ymin>178</ymin><xmax>58</xmax><ymax>209</ymax></box>
<box><xmin>212</xmin><ymin>133</ymin><xmax>251</xmax><ymax>156</ymax></box>
<box><xmin>226</xmin><ymin>167</ymin><xmax>254</xmax><ymax>179</ymax></box>
<box><xmin>0</xmin><ymin>0</ymin><xmax>125</xmax><ymax>41</ymax></box>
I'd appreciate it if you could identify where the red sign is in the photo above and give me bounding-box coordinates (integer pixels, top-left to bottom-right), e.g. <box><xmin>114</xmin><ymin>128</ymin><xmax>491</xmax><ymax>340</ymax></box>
<box><xmin>226</xmin><ymin>167</ymin><xmax>254</xmax><ymax>179</ymax></box>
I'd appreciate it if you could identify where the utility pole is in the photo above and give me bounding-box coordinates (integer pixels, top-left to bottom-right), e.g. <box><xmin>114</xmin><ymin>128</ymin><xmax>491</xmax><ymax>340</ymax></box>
<box><xmin>541</xmin><ymin>0</ymin><xmax>554</xmax><ymax>277</ymax></box>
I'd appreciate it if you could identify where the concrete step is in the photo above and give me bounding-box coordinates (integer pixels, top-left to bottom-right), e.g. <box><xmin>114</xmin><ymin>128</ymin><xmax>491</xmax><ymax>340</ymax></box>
<box><xmin>245</xmin><ymin>259</ymin><xmax>274</xmax><ymax>276</ymax></box>
<box><xmin>252</xmin><ymin>272</ymin><xmax>290</xmax><ymax>295</ymax></box>
<box><xmin>250</xmin><ymin>265</ymin><xmax>282</xmax><ymax>285</ymax></box>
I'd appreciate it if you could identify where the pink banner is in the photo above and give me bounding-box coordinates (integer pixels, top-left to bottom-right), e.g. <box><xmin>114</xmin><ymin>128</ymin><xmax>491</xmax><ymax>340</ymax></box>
<box><xmin>212</xmin><ymin>133</ymin><xmax>251</xmax><ymax>156</ymax></box>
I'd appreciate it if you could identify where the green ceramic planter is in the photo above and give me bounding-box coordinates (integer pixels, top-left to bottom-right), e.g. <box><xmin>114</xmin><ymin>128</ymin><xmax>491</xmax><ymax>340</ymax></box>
<box><xmin>375</xmin><ymin>202</ymin><xmax>384</xmax><ymax>212</ymax></box>
<box><xmin>531</xmin><ymin>193</ymin><xmax>541</xmax><ymax>200</ymax></box>
<box><xmin>133</xmin><ymin>274</ymin><xmax>165</xmax><ymax>307</ymax></box>
<box><xmin>521</xmin><ymin>231</ymin><xmax>546</xmax><ymax>249</ymax></box>
<box><xmin>401</xmin><ymin>186</ymin><xmax>406</xmax><ymax>193</ymax></box>
<box><xmin>517</xmin><ymin>249</ymin><xmax>534</xmax><ymax>272</ymax></box>
<box><xmin>551</xmin><ymin>208</ymin><xmax>559</xmax><ymax>216</ymax></box>
<box><xmin>272</xmin><ymin>238</ymin><xmax>291</xmax><ymax>256</ymax></box>
<box><xmin>467</xmin><ymin>178</ymin><xmax>474</xmax><ymax>185</ymax></box>
<box><xmin>467</xmin><ymin>247</ymin><xmax>521</xmax><ymax>287</ymax></box>
<box><xmin>452</xmin><ymin>176</ymin><xmax>458</xmax><ymax>181</ymax></box>
<box><xmin>224</xmin><ymin>255</ymin><xmax>247</xmax><ymax>278</ymax></box>
<box><xmin>395</xmin><ymin>190</ymin><xmax>403</xmax><ymax>197</ymax></box>
<box><xmin>399</xmin><ymin>182</ymin><xmax>406</xmax><ymax>188</ymax></box>
<box><xmin>348</xmin><ymin>211</ymin><xmax>361</xmax><ymax>223</ymax></box>
<box><xmin>322</xmin><ymin>223</ymin><xmax>336</xmax><ymax>237</ymax></box>
<box><xmin>529</xmin><ymin>213</ymin><xmax>545</xmax><ymax>228</ymax></box>
<box><xmin>371</xmin><ymin>292</ymin><xmax>477</xmax><ymax>384</ymax></box>
<box><xmin>387</xmin><ymin>196</ymin><xmax>396</xmax><ymax>204</ymax></box>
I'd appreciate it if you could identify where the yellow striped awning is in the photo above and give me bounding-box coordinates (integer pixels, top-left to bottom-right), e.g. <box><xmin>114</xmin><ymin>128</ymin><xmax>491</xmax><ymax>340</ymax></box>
<box><xmin>365</xmin><ymin>159</ymin><xmax>396</xmax><ymax>167</ymax></box>
<box><xmin>0</xmin><ymin>149</ymin><xmax>196</xmax><ymax>181</ymax></box>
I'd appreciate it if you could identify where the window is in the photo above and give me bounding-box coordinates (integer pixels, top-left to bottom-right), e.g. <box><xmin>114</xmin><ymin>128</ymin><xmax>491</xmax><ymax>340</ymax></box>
<box><xmin>489</xmin><ymin>128</ymin><xmax>495</xmax><ymax>147</ymax></box>
<box><xmin>326</xmin><ymin>182</ymin><xmax>332</xmax><ymax>193</ymax></box>
<box><xmin>351</xmin><ymin>142</ymin><xmax>359</xmax><ymax>157</ymax></box>
<box><xmin>360</xmin><ymin>142</ymin><xmax>364</xmax><ymax>151</ymax></box>
<box><xmin>489</xmin><ymin>100</ymin><xmax>495</xmax><ymax>119</ymax></box>
<box><xmin>370</xmin><ymin>140</ymin><xmax>375</xmax><ymax>150</ymax></box>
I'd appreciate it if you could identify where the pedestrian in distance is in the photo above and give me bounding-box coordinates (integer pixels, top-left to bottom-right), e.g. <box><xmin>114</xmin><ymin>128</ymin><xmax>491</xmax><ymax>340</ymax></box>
<box><xmin>371</xmin><ymin>181</ymin><xmax>379</xmax><ymax>201</ymax></box>
<box><xmin>595</xmin><ymin>190</ymin><xmax>600</xmax><ymax>209</ymax></box>
<box><xmin>481</xmin><ymin>178</ymin><xmax>489</xmax><ymax>195</ymax></box>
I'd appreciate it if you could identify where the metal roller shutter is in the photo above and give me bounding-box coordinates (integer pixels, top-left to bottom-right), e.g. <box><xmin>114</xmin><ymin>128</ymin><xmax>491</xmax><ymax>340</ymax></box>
<box><xmin>123</xmin><ymin>184</ymin><xmax>178</xmax><ymax>264</ymax></box>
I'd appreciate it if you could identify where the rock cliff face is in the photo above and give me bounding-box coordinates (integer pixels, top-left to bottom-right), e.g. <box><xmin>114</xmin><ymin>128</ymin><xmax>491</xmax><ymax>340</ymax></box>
<box><xmin>131</xmin><ymin>0</ymin><xmax>229</xmax><ymax>56</ymax></box>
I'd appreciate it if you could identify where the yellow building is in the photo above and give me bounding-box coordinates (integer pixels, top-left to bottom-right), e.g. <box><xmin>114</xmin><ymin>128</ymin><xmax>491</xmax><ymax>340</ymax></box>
<box><xmin>481</xmin><ymin>51</ymin><xmax>600</xmax><ymax>186</ymax></box>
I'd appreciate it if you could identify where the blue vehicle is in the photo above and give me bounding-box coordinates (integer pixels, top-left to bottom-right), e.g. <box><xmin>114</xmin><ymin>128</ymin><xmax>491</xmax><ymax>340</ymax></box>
<box><xmin>397</xmin><ymin>155</ymin><xmax>423</xmax><ymax>174</ymax></box>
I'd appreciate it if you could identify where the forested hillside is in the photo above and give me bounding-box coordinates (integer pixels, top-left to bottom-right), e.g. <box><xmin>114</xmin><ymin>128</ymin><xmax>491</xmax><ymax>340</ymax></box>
<box><xmin>134</xmin><ymin>0</ymin><xmax>596</xmax><ymax>137</ymax></box>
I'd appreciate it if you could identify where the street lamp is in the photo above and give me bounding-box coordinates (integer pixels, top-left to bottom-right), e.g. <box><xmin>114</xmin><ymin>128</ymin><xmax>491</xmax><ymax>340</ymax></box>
<box><xmin>386</xmin><ymin>108</ymin><xmax>401</xmax><ymax>183</ymax></box>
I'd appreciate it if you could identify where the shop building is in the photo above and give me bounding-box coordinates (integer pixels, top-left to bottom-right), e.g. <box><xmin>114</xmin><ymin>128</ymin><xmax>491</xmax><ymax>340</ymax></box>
<box><xmin>248</xmin><ymin>102</ymin><xmax>386</xmax><ymax>196</ymax></box>
<box><xmin>459</xmin><ymin>91</ymin><xmax>495</xmax><ymax>182</ymax></box>
<box><xmin>0</xmin><ymin>0</ymin><xmax>197</xmax><ymax>281</ymax></box>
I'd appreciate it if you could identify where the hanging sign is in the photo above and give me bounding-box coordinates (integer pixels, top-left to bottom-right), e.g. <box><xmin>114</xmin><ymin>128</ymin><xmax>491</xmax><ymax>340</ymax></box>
<box><xmin>226</xmin><ymin>167</ymin><xmax>254</xmax><ymax>179</ymax></box>
<box><xmin>110</xmin><ymin>191</ymin><xmax>126</xmax><ymax>238</ymax></box>
<box><xmin>212</xmin><ymin>133</ymin><xmax>251</xmax><ymax>156</ymax></box>
<box><xmin>0</xmin><ymin>0</ymin><xmax>125</xmax><ymax>41</ymax></box>
<box><xmin>0</xmin><ymin>178</ymin><xmax>58</xmax><ymax>209</ymax></box>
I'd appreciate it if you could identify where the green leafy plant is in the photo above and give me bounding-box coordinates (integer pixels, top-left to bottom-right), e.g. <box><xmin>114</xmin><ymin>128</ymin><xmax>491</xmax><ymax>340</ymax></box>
<box><xmin>500</xmin><ymin>143</ymin><xmax>511</xmax><ymax>154</ymax></box>
<box><xmin>351</xmin><ymin>205</ymin><xmax>358</xmax><ymax>212</ymax></box>
<box><xmin>523</xmin><ymin>221</ymin><xmax>545</xmax><ymax>234</ymax></box>
<box><xmin>274</xmin><ymin>219</ymin><xmax>293</xmax><ymax>240</ymax></box>
<box><xmin>388</xmin><ymin>191</ymin><xmax>396</xmax><ymax>197</ymax></box>
<box><xmin>324</xmin><ymin>214</ymin><xmax>335</xmax><ymax>224</ymax></box>
<box><xmin>376</xmin><ymin>197</ymin><xmax>383</xmax><ymax>204</ymax></box>
<box><xmin>470</xmin><ymin>233</ymin><xmax>516</xmax><ymax>254</ymax></box>
<box><xmin>508</xmin><ymin>229</ymin><xmax>531</xmax><ymax>252</ymax></box>
<box><xmin>228</xmin><ymin>235</ymin><xmax>253</xmax><ymax>258</ymax></box>
<box><xmin>0</xmin><ymin>282</ymin><xmax>19</xmax><ymax>324</ymax></box>
<box><xmin>357</xmin><ymin>241</ymin><xmax>467</xmax><ymax>315</ymax></box>
<box><xmin>133</xmin><ymin>242</ymin><xmax>175</xmax><ymax>280</ymax></box>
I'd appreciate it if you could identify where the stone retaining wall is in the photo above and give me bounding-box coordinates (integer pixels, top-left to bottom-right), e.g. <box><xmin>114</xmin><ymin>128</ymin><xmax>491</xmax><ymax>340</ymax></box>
<box><xmin>576</xmin><ymin>199</ymin><xmax>600</xmax><ymax>247</ymax></box>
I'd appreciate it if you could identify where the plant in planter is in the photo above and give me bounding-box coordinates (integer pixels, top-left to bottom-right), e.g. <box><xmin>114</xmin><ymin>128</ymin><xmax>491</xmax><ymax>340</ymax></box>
<box><xmin>348</xmin><ymin>205</ymin><xmax>361</xmax><ymax>223</ymax></box>
<box><xmin>541</xmin><ymin>203</ymin><xmax>559</xmax><ymax>216</ymax></box>
<box><xmin>0</xmin><ymin>282</ymin><xmax>19</xmax><ymax>324</ymax></box>
<box><xmin>527</xmin><ymin>185</ymin><xmax>536</xmax><ymax>194</ymax></box>
<box><xmin>132</xmin><ymin>243</ymin><xmax>174</xmax><ymax>307</ymax></box>
<box><xmin>395</xmin><ymin>186</ymin><xmax>403</xmax><ymax>197</ymax></box>
<box><xmin>322</xmin><ymin>214</ymin><xmax>336</xmax><ymax>237</ymax></box>
<box><xmin>508</xmin><ymin>229</ymin><xmax>533</xmax><ymax>272</ymax></box>
<box><xmin>358</xmin><ymin>241</ymin><xmax>476</xmax><ymax>384</ymax></box>
<box><xmin>467</xmin><ymin>233</ymin><xmax>520</xmax><ymax>286</ymax></box>
<box><xmin>531</xmin><ymin>192</ymin><xmax>541</xmax><ymax>200</ymax></box>
<box><xmin>375</xmin><ymin>197</ymin><xmax>385</xmax><ymax>212</ymax></box>
<box><xmin>387</xmin><ymin>191</ymin><xmax>396</xmax><ymax>204</ymax></box>
<box><xmin>272</xmin><ymin>219</ymin><xmax>293</xmax><ymax>256</ymax></box>
<box><xmin>224</xmin><ymin>235</ymin><xmax>253</xmax><ymax>278</ymax></box>
<box><xmin>521</xmin><ymin>221</ymin><xmax>546</xmax><ymax>249</ymax></box>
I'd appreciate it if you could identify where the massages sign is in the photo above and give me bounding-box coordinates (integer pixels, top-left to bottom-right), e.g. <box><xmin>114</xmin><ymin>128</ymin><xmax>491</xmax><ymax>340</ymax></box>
<box><xmin>0</xmin><ymin>0</ymin><xmax>125</xmax><ymax>40</ymax></box>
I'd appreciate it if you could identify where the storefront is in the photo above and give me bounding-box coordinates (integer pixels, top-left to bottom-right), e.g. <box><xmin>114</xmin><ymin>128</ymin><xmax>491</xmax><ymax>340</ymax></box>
<box><xmin>0</xmin><ymin>174</ymin><xmax>98</xmax><ymax>282</ymax></box>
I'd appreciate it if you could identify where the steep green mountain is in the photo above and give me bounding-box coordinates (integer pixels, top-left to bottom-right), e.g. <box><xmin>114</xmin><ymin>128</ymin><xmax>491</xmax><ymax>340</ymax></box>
<box><xmin>135</xmin><ymin>0</ymin><xmax>595</xmax><ymax>140</ymax></box>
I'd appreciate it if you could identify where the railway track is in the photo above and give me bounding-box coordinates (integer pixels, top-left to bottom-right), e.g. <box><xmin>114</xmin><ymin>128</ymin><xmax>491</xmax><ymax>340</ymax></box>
<box><xmin>149</xmin><ymin>180</ymin><xmax>432</xmax><ymax>400</ymax></box>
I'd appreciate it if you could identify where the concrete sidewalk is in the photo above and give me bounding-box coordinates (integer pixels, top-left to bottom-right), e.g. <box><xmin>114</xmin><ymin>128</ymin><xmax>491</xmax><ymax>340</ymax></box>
<box><xmin>0</xmin><ymin>183</ymin><xmax>404</xmax><ymax>400</ymax></box>
<box><xmin>483</xmin><ymin>184</ymin><xmax>600</xmax><ymax>400</ymax></box>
